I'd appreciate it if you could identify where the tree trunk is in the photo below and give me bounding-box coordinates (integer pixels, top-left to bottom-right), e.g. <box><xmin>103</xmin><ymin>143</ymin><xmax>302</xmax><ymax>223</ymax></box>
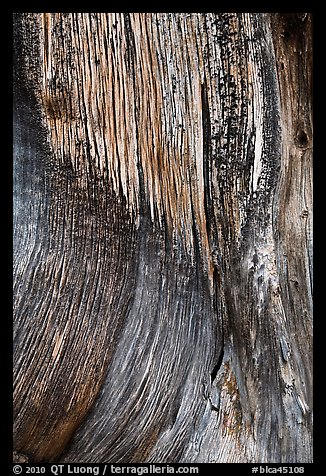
<box><xmin>13</xmin><ymin>13</ymin><xmax>313</xmax><ymax>463</ymax></box>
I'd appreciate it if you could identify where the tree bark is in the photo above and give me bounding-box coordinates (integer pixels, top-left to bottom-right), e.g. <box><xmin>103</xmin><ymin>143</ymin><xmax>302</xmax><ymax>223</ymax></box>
<box><xmin>13</xmin><ymin>13</ymin><xmax>312</xmax><ymax>463</ymax></box>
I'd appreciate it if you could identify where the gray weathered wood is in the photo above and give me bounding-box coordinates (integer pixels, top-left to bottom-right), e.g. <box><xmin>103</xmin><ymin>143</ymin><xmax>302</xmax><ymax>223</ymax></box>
<box><xmin>13</xmin><ymin>13</ymin><xmax>312</xmax><ymax>463</ymax></box>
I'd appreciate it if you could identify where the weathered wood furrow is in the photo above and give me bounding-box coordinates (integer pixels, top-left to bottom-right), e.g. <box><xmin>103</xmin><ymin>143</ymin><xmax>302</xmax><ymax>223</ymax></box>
<box><xmin>13</xmin><ymin>13</ymin><xmax>312</xmax><ymax>463</ymax></box>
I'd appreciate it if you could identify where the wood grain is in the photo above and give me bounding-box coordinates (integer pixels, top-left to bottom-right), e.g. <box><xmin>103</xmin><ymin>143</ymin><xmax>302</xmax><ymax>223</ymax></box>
<box><xmin>13</xmin><ymin>13</ymin><xmax>312</xmax><ymax>463</ymax></box>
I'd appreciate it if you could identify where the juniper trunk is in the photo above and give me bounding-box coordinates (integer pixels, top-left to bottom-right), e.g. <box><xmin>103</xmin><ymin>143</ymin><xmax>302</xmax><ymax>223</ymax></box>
<box><xmin>13</xmin><ymin>13</ymin><xmax>312</xmax><ymax>463</ymax></box>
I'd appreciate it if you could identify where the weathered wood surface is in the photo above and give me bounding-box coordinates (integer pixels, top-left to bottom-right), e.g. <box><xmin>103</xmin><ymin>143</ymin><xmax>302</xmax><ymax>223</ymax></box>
<box><xmin>13</xmin><ymin>13</ymin><xmax>313</xmax><ymax>463</ymax></box>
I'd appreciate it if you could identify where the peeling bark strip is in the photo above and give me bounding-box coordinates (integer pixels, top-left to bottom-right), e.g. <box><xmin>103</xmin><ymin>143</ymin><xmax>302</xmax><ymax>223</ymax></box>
<box><xmin>13</xmin><ymin>13</ymin><xmax>312</xmax><ymax>463</ymax></box>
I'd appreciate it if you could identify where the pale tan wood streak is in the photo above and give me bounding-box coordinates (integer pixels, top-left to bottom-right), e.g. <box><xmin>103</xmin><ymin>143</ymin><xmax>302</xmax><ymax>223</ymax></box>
<box><xmin>270</xmin><ymin>11</ymin><xmax>313</xmax><ymax>452</ymax></box>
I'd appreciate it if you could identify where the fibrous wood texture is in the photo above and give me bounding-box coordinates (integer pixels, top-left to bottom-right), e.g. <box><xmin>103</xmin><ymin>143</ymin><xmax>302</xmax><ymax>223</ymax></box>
<box><xmin>13</xmin><ymin>13</ymin><xmax>312</xmax><ymax>463</ymax></box>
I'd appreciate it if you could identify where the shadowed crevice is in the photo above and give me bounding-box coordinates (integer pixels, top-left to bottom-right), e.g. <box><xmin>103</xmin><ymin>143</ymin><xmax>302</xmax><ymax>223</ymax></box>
<box><xmin>211</xmin><ymin>347</ymin><xmax>224</xmax><ymax>385</ymax></box>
